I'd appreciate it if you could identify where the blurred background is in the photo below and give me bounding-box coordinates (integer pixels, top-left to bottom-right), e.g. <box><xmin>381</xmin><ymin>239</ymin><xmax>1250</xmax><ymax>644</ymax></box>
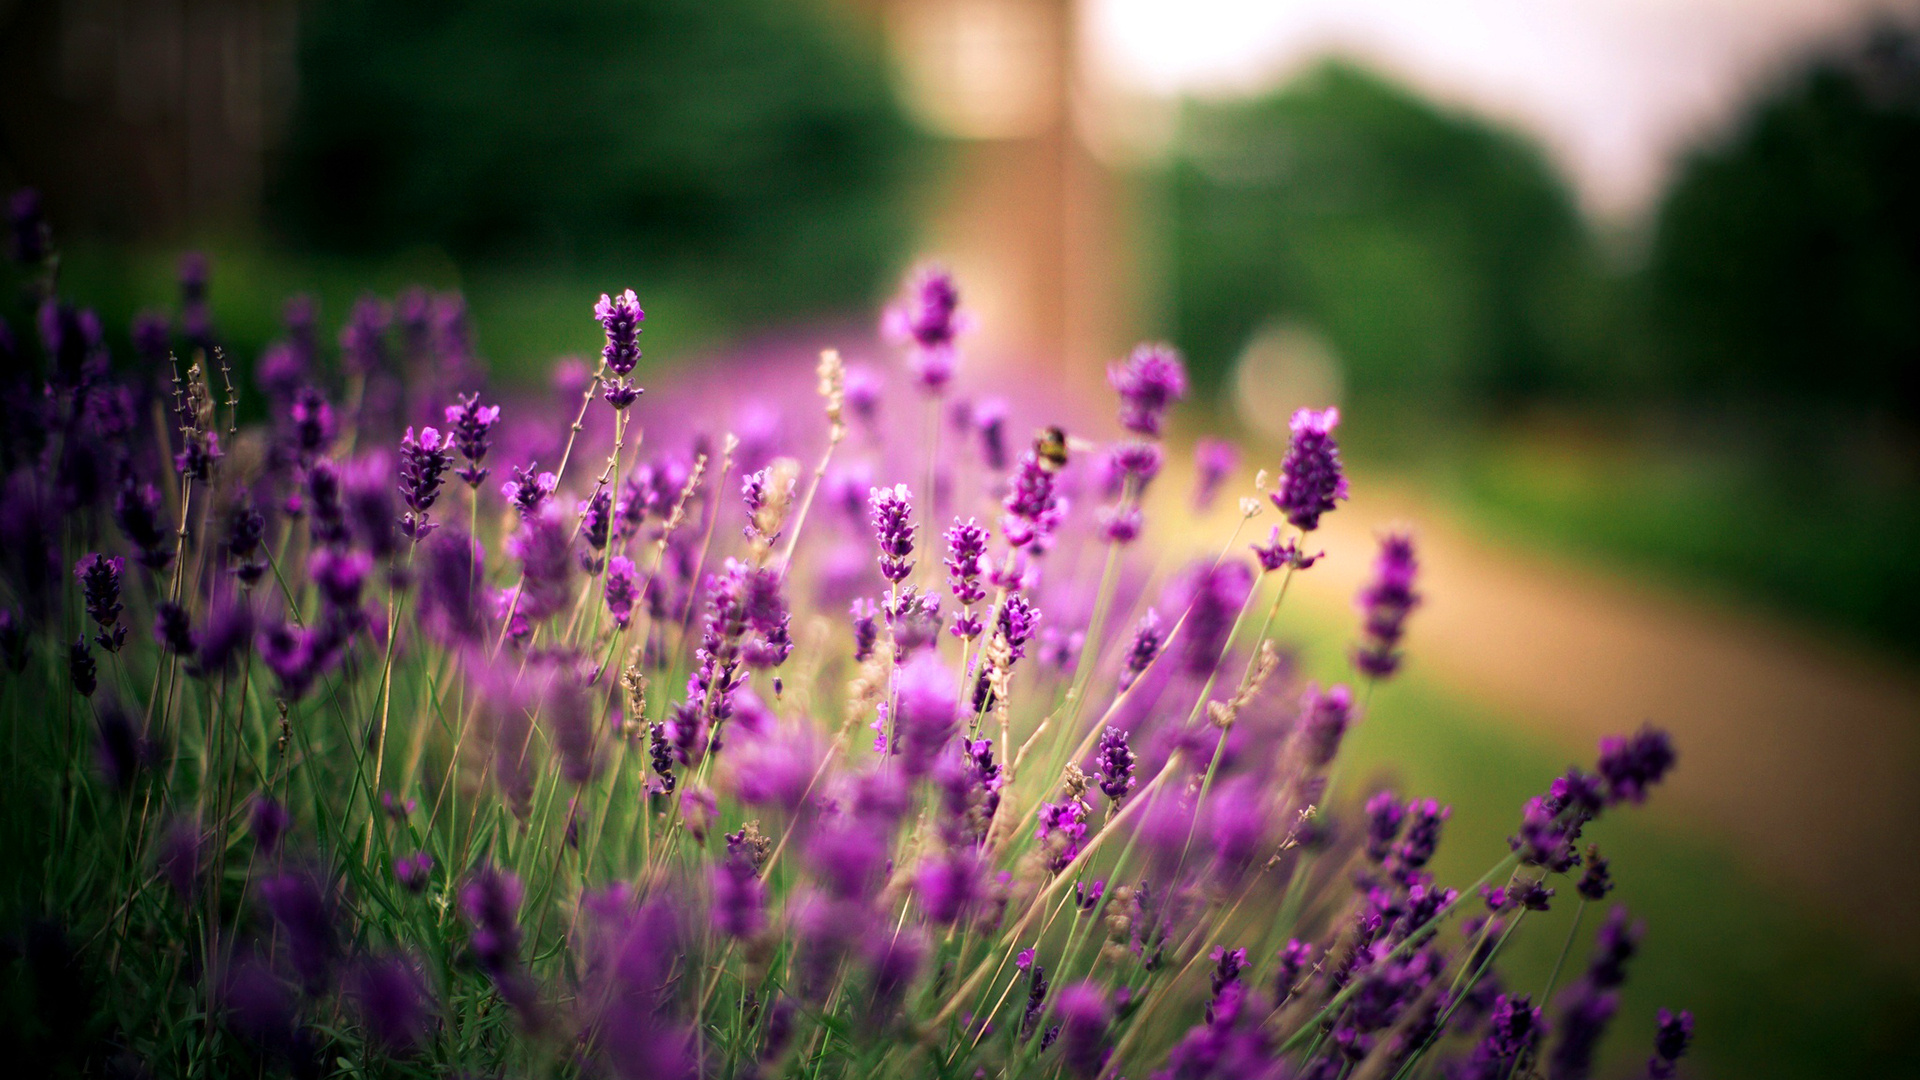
<box><xmin>4</xmin><ymin>0</ymin><xmax>1919</xmax><ymax>1075</ymax></box>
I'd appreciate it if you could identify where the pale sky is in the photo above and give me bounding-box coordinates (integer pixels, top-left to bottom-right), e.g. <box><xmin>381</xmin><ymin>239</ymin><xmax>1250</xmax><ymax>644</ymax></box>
<box><xmin>1086</xmin><ymin>0</ymin><xmax>1908</xmax><ymax>218</ymax></box>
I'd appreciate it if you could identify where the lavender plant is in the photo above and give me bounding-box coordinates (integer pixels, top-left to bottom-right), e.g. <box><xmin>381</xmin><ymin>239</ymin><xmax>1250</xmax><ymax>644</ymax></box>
<box><xmin>0</xmin><ymin>194</ymin><xmax>1691</xmax><ymax>1080</ymax></box>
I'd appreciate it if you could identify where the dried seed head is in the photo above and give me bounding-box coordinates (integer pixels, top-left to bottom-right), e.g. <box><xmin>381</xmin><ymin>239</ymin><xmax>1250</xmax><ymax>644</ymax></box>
<box><xmin>817</xmin><ymin>348</ymin><xmax>846</xmax><ymax>433</ymax></box>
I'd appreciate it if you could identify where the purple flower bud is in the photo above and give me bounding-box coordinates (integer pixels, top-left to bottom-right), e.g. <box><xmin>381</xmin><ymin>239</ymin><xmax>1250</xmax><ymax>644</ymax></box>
<box><xmin>1035</xmin><ymin>799</ymin><xmax>1089</xmax><ymax>872</ymax></box>
<box><xmin>340</xmin><ymin>294</ymin><xmax>390</xmax><ymax>376</ymax></box>
<box><xmin>69</xmin><ymin>637</ymin><xmax>96</xmax><ymax>696</ymax></box>
<box><xmin>154</xmin><ymin>602</ymin><xmax>194</xmax><ymax>655</ymax></box>
<box><xmin>115</xmin><ymin>482</ymin><xmax>174</xmax><ymax>570</ymax></box>
<box><xmin>506</xmin><ymin>502</ymin><xmax>575</xmax><ymax>624</ymax></box>
<box><xmin>1299</xmin><ymin>683</ymin><xmax>1354</xmax><ymax>768</ymax></box>
<box><xmin>9</xmin><ymin>187</ymin><xmax>48</xmax><ymax>264</ymax></box>
<box><xmin>975</xmin><ymin>397</ymin><xmax>1010</xmax><ymax>469</ymax></box>
<box><xmin>850</xmin><ymin>597</ymin><xmax>880</xmax><ymax>662</ymax></box>
<box><xmin>1001</xmin><ymin>451</ymin><xmax>1060</xmax><ymax>549</ymax></box>
<box><xmin>883</xmin><ymin>265</ymin><xmax>966</xmax><ymax>391</ymax></box>
<box><xmin>895</xmin><ymin>651</ymin><xmax>959</xmax><ymax>776</ymax></box>
<box><xmin>258</xmin><ymin>622</ymin><xmax>326</xmax><ymax>700</ymax></box>
<box><xmin>1364</xmin><ymin>790</ymin><xmax>1406</xmax><ymax>863</ymax></box>
<box><xmin>310</xmin><ymin>548</ymin><xmax>371</xmax><ymax>611</ymax></box>
<box><xmin>1272</xmin><ymin>407</ymin><xmax>1347</xmax><ymax>531</ymax></box>
<box><xmin>1252</xmin><ymin>526</ymin><xmax>1321</xmax><ymax>572</ymax></box>
<box><xmin>502</xmin><ymin>462</ymin><xmax>558</xmax><ymax>515</ymax></box>
<box><xmin>594</xmin><ymin>289</ymin><xmax>645</xmax><ymax>375</ymax></box>
<box><xmin>288</xmin><ymin>387</ymin><xmax>336</xmax><ymax>461</ymax></box>
<box><xmin>94</xmin><ymin>699</ymin><xmax>146</xmax><ymax>793</ymax></box>
<box><xmin>1577</xmin><ymin>845</ymin><xmax>1614</xmax><ymax>901</ymax></box>
<box><xmin>604</xmin><ymin>555</ymin><xmax>639</xmax><ymax>629</ymax></box>
<box><xmin>350</xmin><ymin>955</ymin><xmax>431</xmax><ymax>1054</ymax></box>
<box><xmin>1354</xmin><ymin>531</ymin><xmax>1419</xmax><ymax>678</ymax></box>
<box><xmin>459</xmin><ymin>864</ymin><xmax>523</xmax><ymax>974</ymax></box>
<box><xmin>260</xmin><ymin>868</ymin><xmax>337</xmax><ymax>991</ymax></box>
<box><xmin>916</xmin><ymin>849</ymin><xmax>984</xmax><ymax>924</ymax></box>
<box><xmin>997</xmin><ymin>593</ymin><xmax>1041</xmax><ymax>662</ymax></box>
<box><xmin>868</xmin><ymin>483</ymin><xmax>916</xmax><ymax>583</ymax></box>
<box><xmin>250</xmin><ymin>796</ymin><xmax>290</xmax><ymax>855</ymax></box>
<box><xmin>1597</xmin><ymin>725</ymin><xmax>1676</xmax><ymax>805</ymax></box>
<box><xmin>1194</xmin><ymin>438</ymin><xmax>1239</xmax><ymax>511</ymax></box>
<box><xmin>1587</xmin><ymin>906</ymin><xmax>1641</xmax><ymax>989</ymax></box>
<box><xmin>1098</xmin><ymin>505</ymin><xmax>1143</xmax><ymax>543</ymax></box>
<box><xmin>1053</xmin><ymin>982</ymin><xmax>1110</xmax><ymax>1078</ymax></box>
<box><xmin>1095</xmin><ymin>726</ymin><xmax>1135</xmax><ymax>802</ymax></box>
<box><xmin>444</xmin><ymin>393</ymin><xmax>500</xmax><ymax>487</ymax></box>
<box><xmin>394</xmin><ymin>852</ymin><xmax>434</xmax><ymax>893</ymax></box>
<box><xmin>1395</xmin><ymin>798</ymin><xmax>1448</xmax><ymax>871</ymax></box>
<box><xmin>713</xmin><ymin>854</ymin><xmax>767</xmax><ymax>939</ymax></box>
<box><xmin>1178</xmin><ymin>559</ymin><xmax>1254</xmax><ymax>675</ymax></box>
<box><xmin>945</xmin><ymin>517</ymin><xmax>990</xmax><ymax>606</ymax></box>
<box><xmin>1274</xmin><ymin>939</ymin><xmax>1315</xmax><ymax>999</ymax></box>
<box><xmin>1119</xmin><ymin>609</ymin><xmax>1162</xmax><ymax>690</ymax></box>
<box><xmin>1648</xmin><ymin>1008</ymin><xmax>1694</xmax><ymax>1078</ymax></box>
<box><xmin>419</xmin><ymin>529</ymin><xmax>486</xmax><ymax>644</ymax></box>
<box><xmin>398</xmin><ymin>426</ymin><xmax>452</xmax><ymax>539</ymax></box>
<box><xmin>1108</xmin><ymin>343</ymin><xmax>1187</xmax><ymax>436</ymax></box>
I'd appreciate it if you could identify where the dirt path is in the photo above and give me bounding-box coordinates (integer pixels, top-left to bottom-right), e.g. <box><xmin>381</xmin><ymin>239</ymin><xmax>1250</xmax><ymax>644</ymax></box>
<box><xmin>1267</xmin><ymin>478</ymin><xmax>1920</xmax><ymax>962</ymax></box>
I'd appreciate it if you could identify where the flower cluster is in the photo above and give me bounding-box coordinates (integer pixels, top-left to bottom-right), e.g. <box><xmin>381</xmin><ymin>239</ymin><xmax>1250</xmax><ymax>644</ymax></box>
<box><xmin>0</xmin><ymin>208</ymin><xmax>1693</xmax><ymax>1080</ymax></box>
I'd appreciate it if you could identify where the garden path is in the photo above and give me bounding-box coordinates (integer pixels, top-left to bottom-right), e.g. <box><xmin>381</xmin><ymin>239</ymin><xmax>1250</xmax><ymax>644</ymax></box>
<box><xmin>1274</xmin><ymin>478</ymin><xmax>1920</xmax><ymax>963</ymax></box>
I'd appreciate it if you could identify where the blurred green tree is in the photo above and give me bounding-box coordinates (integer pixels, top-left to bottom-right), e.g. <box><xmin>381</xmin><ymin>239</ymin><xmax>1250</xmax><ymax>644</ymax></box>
<box><xmin>1161</xmin><ymin>61</ymin><xmax>1610</xmax><ymax>408</ymax></box>
<box><xmin>1646</xmin><ymin>23</ymin><xmax>1920</xmax><ymax>426</ymax></box>
<box><xmin>270</xmin><ymin>0</ymin><xmax>920</xmax><ymax>318</ymax></box>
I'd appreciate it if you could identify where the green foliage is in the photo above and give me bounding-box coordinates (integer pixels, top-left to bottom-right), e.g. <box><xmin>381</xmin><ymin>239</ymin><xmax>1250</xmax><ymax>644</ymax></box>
<box><xmin>1161</xmin><ymin>61</ymin><xmax>1610</xmax><ymax>405</ymax></box>
<box><xmin>271</xmin><ymin>0</ymin><xmax>921</xmax><ymax>319</ymax></box>
<box><xmin>1646</xmin><ymin>24</ymin><xmax>1920</xmax><ymax>423</ymax></box>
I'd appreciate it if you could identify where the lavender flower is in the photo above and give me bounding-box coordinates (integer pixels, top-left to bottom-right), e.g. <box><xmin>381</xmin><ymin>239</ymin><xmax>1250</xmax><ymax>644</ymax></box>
<box><xmin>884</xmin><ymin>265</ymin><xmax>966</xmax><ymax>391</ymax></box>
<box><xmin>1272</xmin><ymin>407</ymin><xmax>1347</xmax><ymax>531</ymax></box>
<box><xmin>114</xmin><ymin>482</ymin><xmax>173</xmax><ymax>570</ymax></box>
<box><xmin>154</xmin><ymin>602</ymin><xmax>193</xmax><ymax>655</ymax></box>
<box><xmin>916</xmin><ymin>848</ymin><xmax>983</xmax><ymax>925</ymax></box>
<box><xmin>1395</xmin><ymin>799</ymin><xmax>1449</xmax><ymax>872</ymax></box>
<box><xmin>1194</xmin><ymin>438</ymin><xmax>1239</xmax><ymax>511</ymax></box>
<box><xmin>1577</xmin><ymin>845</ymin><xmax>1614</xmax><ymax>901</ymax></box>
<box><xmin>1550</xmin><ymin>988</ymin><xmax>1619</xmax><ymax>1080</ymax></box>
<box><xmin>350</xmin><ymin>956</ymin><xmax>431</xmax><ymax>1054</ymax></box>
<box><xmin>460</xmin><ymin>864</ymin><xmax>524</xmax><ymax>974</ymax></box>
<box><xmin>1354</xmin><ymin>531</ymin><xmax>1420</xmax><ymax>678</ymax></box>
<box><xmin>444</xmin><ymin>393</ymin><xmax>500</xmax><ymax>487</ymax></box>
<box><xmin>250</xmin><ymin>796</ymin><xmax>290</xmax><ymax>855</ymax></box>
<box><xmin>288</xmin><ymin>387</ymin><xmax>336</xmax><ymax>461</ymax></box>
<box><xmin>945</xmin><ymin>517</ymin><xmax>989</xmax><ymax>636</ymax></box>
<box><xmin>502</xmin><ymin>462</ymin><xmax>558</xmax><ymax>515</ymax></box>
<box><xmin>1364</xmin><ymin>790</ymin><xmax>1407</xmax><ymax>863</ymax></box>
<box><xmin>594</xmin><ymin>288</ymin><xmax>646</xmax><ymax>408</ymax></box>
<box><xmin>604</xmin><ymin>555</ymin><xmax>639</xmax><ymax>629</ymax></box>
<box><xmin>76</xmin><ymin>554</ymin><xmax>126</xmax><ymax>652</ymax></box>
<box><xmin>895</xmin><ymin>651</ymin><xmax>959</xmax><ymax>776</ymax></box>
<box><xmin>713</xmin><ymin>854</ymin><xmax>767</xmax><ymax>939</ymax></box>
<box><xmin>1109</xmin><ymin>342</ymin><xmax>1187</xmax><ymax>436</ymax></box>
<box><xmin>1299</xmin><ymin>683</ymin><xmax>1355</xmax><ymax>768</ymax></box>
<box><xmin>419</xmin><ymin>529</ymin><xmax>486</xmax><ymax>644</ymax></box>
<box><xmin>69</xmin><ymin>638</ymin><xmax>96</xmax><ymax>696</ymax></box>
<box><xmin>1179</xmin><ymin>559</ymin><xmax>1254</xmax><ymax>675</ymax></box>
<box><xmin>1598</xmin><ymin>725</ymin><xmax>1677</xmax><ymax>805</ymax></box>
<box><xmin>397</xmin><ymin>426</ymin><xmax>452</xmax><ymax>539</ymax></box>
<box><xmin>260</xmin><ymin>869</ymin><xmax>337</xmax><ymax>991</ymax></box>
<box><xmin>1053</xmin><ymin>982</ymin><xmax>1111</xmax><ymax>1078</ymax></box>
<box><xmin>340</xmin><ymin>294</ymin><xmax>390</xmax><ymax>376</ymax></box>
<box><xmin>998</xmin><ymin>593</ymin><xmax>1041</xmax><ymax>661</ymax></box>
<box><xmin>869</xmin><ymin>483</ymin><xmax>916</xmax><ymax>583</ymax></box>
<box><xmin>506</xmin><ymin>502</ymin><xmax>575</xmax><ymax>625</ymax></box>
<box><xmin>1587</xmin><ymin>906</ymin><xmax>1641</xmax><ymax>989</ymax></box>
<box><xmin>1036</xmin><ymin>799</ymin><xmax>1089</xmax><ymax>872</ymax></box>
<box><xmin>1119</xmin><ymin>609</ymin><xmax>1163</xmax><ymax>690</ymax></box>
<box><xmin>1095</xmin><ymin>726</ymin><xmax>1135</xmax><ymax>802</ymax></box>
<box><xmin>1648</xmin><ymin>1008</ymin><xmax>1694</xmax><ymax>1078</ymax></box>
<box><xmin>1002</xmin><ymin>449</ymin><xmax>1061</xmax><ymax>549</ymax></box>
<box><xmin>1251</xmin><ymin>526</ymin><xmax>1321</xmax><ymax>572</ymax></box>
<box><xmin>394</xmin><ymin>852</ymin><xmax>434</xmax><ymax>893</ymax></box>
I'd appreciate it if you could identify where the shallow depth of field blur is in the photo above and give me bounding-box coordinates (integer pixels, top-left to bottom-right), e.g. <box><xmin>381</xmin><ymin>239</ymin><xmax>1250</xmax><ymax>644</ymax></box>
<box><xmin>6</xmin><ymin>1</ymin><xmax>1920</xmax><ymax>1077</ymax></box>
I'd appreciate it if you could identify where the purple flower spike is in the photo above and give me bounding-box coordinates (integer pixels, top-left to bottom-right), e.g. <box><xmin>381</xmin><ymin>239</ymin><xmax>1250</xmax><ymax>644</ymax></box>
<box><xmin>1109</xmin><ymin>342</ymin><xmax>1188</xmax><ymax>436</ymax></box>
<box><xmin>250</xmin><ymin>796</ymin><xmax>290</xmax><ymax>855</ymax></box>
<box><xmin>394</xmin><ymin>852</ymin><xmax>434</xmax><ymax>893</ymax></box>
<box><xmin>1252</xmin><ymin>526</ymin><xmax>1321</xmax><ymax>572</ymax></box>
<box><xmin>260</xmin><ymin>869</ymin><xmax>337</xmax><ymax>992</ymax></box>
<box><xmin>594</xmin><ymin>288</ymin><xmax>646</xmax><ymax>408</ymax></box>
<box><xmin>713</xmin><ymin>854</ymin><xmax>767</xmax><ymax>939</ymax></box>
<box><xmin>1648</xmin><ymin>1008</ymin><xmax>1694</xmax><ymax>1078</ymax></box>
<box><xmin>76</xmin><ymin>554</ymin><xmax>126</xmax><ymax>652</ymax></box>
<box><xmin>1364</xmin><ymin>790</ymin><xmax>1406</xmax><ymax>863</ymax></box>
<box><xmin>1119</xmin><ymin>609</ymin><xmax>1163</xmax><ymax>690</ymax></box>
<box><xmin>444</xmin><ymin>393</ymin><xmax>500</xmax><ymax>487</ymax></box>
<box><xmin>340</xmin><ymin>294</ymin><xmax>390</xmax><ymax>376</ymax></box>
<box><xmin>398</xmin><ymin>426</ymin><xmax>452</xmax><ymax>539</ymax></box>
<box><xmin>1053</xmin><ymin>982</ymin><xmax>1111</xmax><ymax>1078</ymax></box>
<box><xmin>1002</xmin><ymin>450</ymin><xmax>1061</xmax><ymax>550</ymax></box>
<box><xmin>1272</xmin><ymin>407</ymin><xmax>1347</xmax><ymax>531</ymax></box>
<box><xmin>868</xmin><ymin>483</ymin><xmax>916</xmax><ymax>583</ymax></box>
<box><xmin>115</xmin><ymin>482</ymin><xmax>174</xmax><ymax>570</ymax></box>
<box><xmin>459</xmin><ymin>864</ymin><xmax>524</xmax><ymax>974</ymax></box>
<box><xmin>1194</xmin><ymin>438</ymin><xmax>1239</xmax><ymax>511</ymax></box>
<box><xmin>93</xmin><ymin>703</ymin><xmax>145</xmax><ymax>793</ymax></box>
<box><xmin>895</xmin><ymin>651</ymin><xmax>959</xmax><ymax>776</ymax></box>
<box><xmin>945</xmin><ymin>517</ymin><xmax>989</xmax><ymax>605</ymax></box>
<box><xmin>884</xmin><ymin>265</ymin><xmax>966</xmax><ymax>391</ymax></box>
<box><xmin>604</xmin><ymin>555</ymin><xmax>639</xmax><ymax>629</ymax></box>
<box><xmin>351</xmin><ymin>955</ymin><xmax>431</xmax><ymax>1054</ymax></box>
<box><xmin>1179</xmin><ymin>559</ymin><xmax>1254</xmax><ymax>675</ymax></box>
<box><xmin>1597</xmin><ymin>725</ymin><xmax>1676</xmax><ymax>805</ymax></box>
<box><xmin>69</xmin><ymin>638</ymin><xmax>96</xmax><ymax>696</ymax></box>
<box><xmin>1299</xmin><ymin>683</ymin><xmax>1354</xmax><ymax>768</ymax></box>
<box><xmin>1095</xmin><ymin>726</ymin><xmax>1135</xmax><ymax>802</ymax></box>
<box><xmin>1354</xmin><ymin>531</ymin><xmax>1420</xmax><ymax>679</ymax></box>
<box><xmin>502</xmin><ymin>462</ymin><xmax>559</xmax><ymax>515</ymax></box>
<box><xmin>506</xmin><ymin>502</ymin><xmax>575</xmax><ymax>625</ymax></box>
